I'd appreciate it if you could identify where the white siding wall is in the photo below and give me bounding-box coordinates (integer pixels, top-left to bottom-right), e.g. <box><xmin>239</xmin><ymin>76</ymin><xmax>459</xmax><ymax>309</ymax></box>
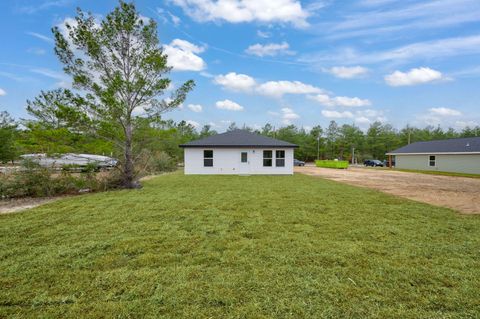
<box><xmin>184</xmin><ymin>148</ymin><xmax>294</xmax><ymax>175</ymax></box>
<box><xmin>395</xmin><ymin>154</ymin><xmax>480</xmax><ymax>174</ymax></box>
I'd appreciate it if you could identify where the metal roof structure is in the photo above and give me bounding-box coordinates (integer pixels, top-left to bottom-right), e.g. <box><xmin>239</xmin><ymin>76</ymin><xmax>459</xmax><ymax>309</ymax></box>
<box><xmin>387</xmin><ymin>136</ymin><xmax>480</xmax><ymax>155</ymax></box>
<box><xmin>179</xmin><ymin>129</ymin><xmax>298</xmax><ymax>148</ymax></box>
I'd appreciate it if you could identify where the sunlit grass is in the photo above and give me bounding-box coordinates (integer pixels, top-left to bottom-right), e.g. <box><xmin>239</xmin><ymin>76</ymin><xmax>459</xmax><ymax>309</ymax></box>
<box><xmin>1</xmin><ymin>172</ymin><xmax>479</xmax><ymax>318</ymax></box>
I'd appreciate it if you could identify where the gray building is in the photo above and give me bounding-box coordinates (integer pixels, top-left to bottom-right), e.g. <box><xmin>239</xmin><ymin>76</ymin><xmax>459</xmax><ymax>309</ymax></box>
<box><xmin>386</xmin><ymin>137</ymin><xmax>480</xmax><ymax>174</ymax></box>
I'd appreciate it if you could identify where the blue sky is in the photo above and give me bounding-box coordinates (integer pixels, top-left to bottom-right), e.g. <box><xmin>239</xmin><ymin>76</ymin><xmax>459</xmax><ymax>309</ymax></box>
<box><xmin>1</xmin><ymin>0</ymin><xmax>480</xmax><ymax>132</ymax></box>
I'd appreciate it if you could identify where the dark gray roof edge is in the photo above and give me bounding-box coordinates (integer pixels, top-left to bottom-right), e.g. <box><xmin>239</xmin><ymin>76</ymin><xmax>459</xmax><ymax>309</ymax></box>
<box><xmin>388</xmin><ymin>136</ymin><xmax>480</xmax><ymax>154</ymax></box>
<box><xmin>179</xmin><ymin>144</ymin><xmax>299</xmax><ymax>148</ymax></box>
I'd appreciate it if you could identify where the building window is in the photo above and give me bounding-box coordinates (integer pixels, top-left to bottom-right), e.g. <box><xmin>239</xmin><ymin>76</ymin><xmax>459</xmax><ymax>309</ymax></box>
<box><xmin>204</xmin><ymin>150</ymin><xmax>213</xmax><ymax>167</ymax></box>
<box><xmin>429</xmin><ymin>155</ymin><xmax>436</xmax><ymax>167</ymax></box>
<box><xmin>241</xmin><ymin>152</ymin><xmax>248</xmax><ymax>163</ymax></box>
<box><xmin>263</xmin><ymin>150</ymin><xmax>272</xmax><ymax>167</ymax></box>
<box><xmin>276</xmin><ymin>150</ymin><xmax>285</xmax><ymax>167</ymax></box>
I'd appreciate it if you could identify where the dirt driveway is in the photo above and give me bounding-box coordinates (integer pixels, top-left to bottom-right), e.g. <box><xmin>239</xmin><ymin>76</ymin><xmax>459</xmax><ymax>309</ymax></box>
<box><xmin>296</xmin><ymin>166</ymin><xmax>480</xmax><ymax>214</ymax></box>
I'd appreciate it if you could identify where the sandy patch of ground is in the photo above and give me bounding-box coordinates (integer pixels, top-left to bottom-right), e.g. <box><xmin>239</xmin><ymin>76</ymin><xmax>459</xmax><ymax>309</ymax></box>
<box><xmin>296</xmin><ymin>166</ymin><xmax>480</xmax><ymax>214</ymax></box>
<box><xmin>0</xmin><ymin>197</ymin><xmax>63</xmax><ymax>215</ymax></box>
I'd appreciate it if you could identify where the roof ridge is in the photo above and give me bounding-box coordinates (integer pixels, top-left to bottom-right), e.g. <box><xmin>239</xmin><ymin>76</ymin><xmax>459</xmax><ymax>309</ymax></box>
<box><xmin>179</xmin><ymin>129</ymin><xmax>298</xmax><ymax>148</ymax></box>
<box><xmin>411</xmin><ymin>136</ymin><xmax>480</xmax><ymax>143</ymax></box>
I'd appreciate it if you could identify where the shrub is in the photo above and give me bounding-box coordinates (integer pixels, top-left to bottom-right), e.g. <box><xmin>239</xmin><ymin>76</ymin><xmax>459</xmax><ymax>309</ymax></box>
<box><xmin>0</xmin><ymin>159</ymin><xmax>120</xmax><ymax>199</ymax></box>
<box><xmin>315</xmin><ymin>160</ymin><xmax>349</xmax><ymax>169</ymax></box>
<box><xmin>136</xmin><ymin>150</ymin><xmax>177</xmax><ymax>177</ymax></box>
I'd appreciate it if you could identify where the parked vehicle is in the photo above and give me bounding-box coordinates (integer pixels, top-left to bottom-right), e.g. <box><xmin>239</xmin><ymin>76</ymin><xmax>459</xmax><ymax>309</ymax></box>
<box><xmin>364</xmin><ymin>159</ymin><xmax>384</xmax><ymax>167</ymax></box>
<box><xmin>294</xmin><ymin>159</ymin><xmax>305</xmax><ymax>166</ymax></box>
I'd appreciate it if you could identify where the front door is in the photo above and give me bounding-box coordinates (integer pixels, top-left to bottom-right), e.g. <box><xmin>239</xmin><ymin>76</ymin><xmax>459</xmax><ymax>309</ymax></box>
<box><xmin>238</xmin><ymin>151</ymin><xmax>250</xmax><ymax>174</ymax></box>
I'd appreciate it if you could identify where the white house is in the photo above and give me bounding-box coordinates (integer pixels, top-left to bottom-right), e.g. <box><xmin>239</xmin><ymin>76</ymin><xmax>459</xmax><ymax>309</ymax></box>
<box><xmin>179</xmin><ymin>130</ymin><xmax>298</xmax><ymax>175</ymax></box>
<box><xmin>386</xmin><ymin>136</ymin><xmax>480</xmax><ymax>174</ymax></box>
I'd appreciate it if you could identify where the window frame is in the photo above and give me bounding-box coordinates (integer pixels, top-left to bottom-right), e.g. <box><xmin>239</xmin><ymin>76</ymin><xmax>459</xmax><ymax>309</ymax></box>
<box><xmin>263</xmin><ymin>150</ymin><xmax>273</xmax><ymax>167</ymax></box>
<box><xmin>241</xmin><ymin>151</ymin><xmax>248</xmax><ymax>163</ymax></box>
<box><xmin>203</xmin><ymin>150</ymin><xmax>214</xmax><ymax>167</ymax></box>
<box><xmin>428</xmin><ymin>155</ymin><xmax>436</xmax><ymax>167</ymax></box>
<box><xmin>275</xmin><ymin>150</ymin><xmax>285</xmax><ymax>167</ymax></box>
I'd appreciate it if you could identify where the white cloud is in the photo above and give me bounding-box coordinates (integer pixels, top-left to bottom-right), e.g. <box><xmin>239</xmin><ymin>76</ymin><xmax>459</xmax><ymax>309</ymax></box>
<box><xmin>215</xmin><ymin>99</ymin><xmax>244</xmax><ymax>111</ymax></box>
<box><xmin>257</xmin><ymin>80</ymin><xmax>323</xmax><ymax>98</ymax></box>
<box><xmin>300</xmin><ymin>34</ymin><xmax>480</xmax><ymax>66</ymax></box>
<box><xmin>355</xmin><ymin>109</ymin><xmax>388</xmax><ymax>124</ymax></box>
<box><xmin>0</xmin><ymin>88</ymin><xmax>6</xmax><ymax>96</ymax></box>
<box><xmin>170</xmin><ymin>0</ymin><xmax>309</xmax><ymax>28</ymax></box>
<box><xmin>359</xmin><ymin>0</ymin><xmax>396</xmax><ymax>6</ymax></box>
<box><xmin>257</xmin><ymin>30</ymin><xmax>271</xmax><ymax>38</ymax></box>
<box><xmin>321</xmin><ymin>0</ymin><xmax>480</xmax><ymax>41</ymax></box>
<box><xmin>385</xmin><ymin>67</ymin><xmax>443</xmax><ymax>86</ymax></box>
<box><xmin>19</xmin><ymin>0</ymin><xmax>69</xmax><ymax>14</ymax></box>
<box><xmin>429</xmin><ymin>107</ymin><xmax>462</xmax><ymax>116</ymax></box>
<box><xmin>163</xmin><ymin>39</ymin><xmax>206</xmax><ymax>71</ymax></box>
<box><xmin>187</xmin><ymin>104</ymin><xmax>203</xmax><ymax>112</ymax></box>
<box><xmin>334</xmin><ymin>96</ymin><xmax>371</xmax><ymax>107</ymax></box>
<box><xmin>455</xmin><ymin>120</ymin><xmax>479</xmax><ymax>129</ymax></box>
<box><xmin>281</xmin><ymin>107</ymin><xmax>300</xmax><ymax>124</ymax></box>
<box><xmin>186</xmin><ymin>120</ymin><xmax>200</xmax><ymax>128</ymax></box>
<box><xmin>213</xmin><ymin>73</ymin><xmax>325</xmax><ymax>99</ymax></box>
<box><xmin>27</xmin><ymin>48</ymin><xmax>47</xmax><ymax>55</ymax></box>
<box><xmin>245</xmin><ymin>42</ymin><xmax>294</xmax><ymax>57</ymax></box>
<box><xmin>169</xmin><ymin>12</ymin><xmax>181</xmax><ymax>26</ymax></box>
<box><xmin>321</xmin><ymin>110</ymin><xmax>354</xmax><ymax>119</ymax></box>
<box><xmin>327</xmin><ymin>66</ymin><xmax>368</xmax><ymax>79</ymax></box>
<box><xmin>30</xmin><ymin>68</ymin><xmax>70</xmax><ymax>88</ymax></box>
<box><xmin>309</xmin><ymin>94</ymin><xmax>371</xmax><ymax>107</ymax></box>
<box><xmin>26</xmin><ymin>31</ymin><xmax>54</xmax><ymax>43</ymax></box>
<box><xmin>214</xmin><ymin>72</ymin><xmax>256</xmax><ymax>92</ymax></box>
<box><xmin>355</xmin><ymin>116</ymin><xmax>371</xmax><ymax>124</ymax></box>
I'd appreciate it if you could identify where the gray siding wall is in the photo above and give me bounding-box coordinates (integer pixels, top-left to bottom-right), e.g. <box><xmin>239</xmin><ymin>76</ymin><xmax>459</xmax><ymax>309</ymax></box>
<box><xmin>395</xmin><ymin>154</ymin><xmax>480</xmax><ymax>174</ymax></box>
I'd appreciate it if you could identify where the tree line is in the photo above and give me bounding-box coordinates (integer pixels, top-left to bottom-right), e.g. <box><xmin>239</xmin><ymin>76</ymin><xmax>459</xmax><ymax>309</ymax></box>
<box><xmin>2</xmin><ymin>110</ymin><xmax>479</xmax><ymax>165</ymax></box>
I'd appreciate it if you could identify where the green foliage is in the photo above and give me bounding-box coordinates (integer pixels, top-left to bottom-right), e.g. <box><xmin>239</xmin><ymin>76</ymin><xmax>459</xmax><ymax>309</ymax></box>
<box><xmin>16</xmin><ymin>123</ymin><xmax>113</xmax><ymax>155</ymax></box>
<box><xmin>136</xmin><ymin>150</ymin><xmax>177</xmax><ymax>176</ymax></box>
<box><xmin>26</xmin><ymin>89</ymin><xmax>90</xmax><ymax>129</ymax></box>
<box><xmin>0</xmin><ymin>112</ymin><xmax>18</xmax><ymax>163</ymax></box>
<box><xmin>1</xmin><ymin>173</ymin><xmax>479</xmax><ymax>317</ymax></box>
<box><xmin>315</xmin><ymin>159</ymin><xmax>349</xmax><ymax>169</ymax></box>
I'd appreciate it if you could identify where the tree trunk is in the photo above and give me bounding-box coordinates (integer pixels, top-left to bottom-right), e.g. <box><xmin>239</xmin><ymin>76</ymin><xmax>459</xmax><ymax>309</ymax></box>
<box><xmin>123</xmin><ymin>123</ymin><xmax>140</xmax><ymax>189</ymax></box>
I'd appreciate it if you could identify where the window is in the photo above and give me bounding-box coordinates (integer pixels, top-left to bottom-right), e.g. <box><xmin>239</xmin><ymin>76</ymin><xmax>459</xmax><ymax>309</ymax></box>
<box><xmin>204</xmin><ymin>150</ymin><xmax>213</xmax><ymax>167</ymax></box>
<box><xmin>276</xmin><ymin>150</ymin><xmax>285</xmax><ymax>167</ymax></box>
<box><xmin>263</xmin><ymin>150</ymin><xmax>272</xmax><ymax>167</ymax></box>
<box><xmin>429</xmin><ymin>155</ymin><xmax>436</xmax><ymax>167</ymax></box>
<box><xmin>241</xmin><ymin>152</ymin><xmax>248</xmax><ymax>163</ymax></box>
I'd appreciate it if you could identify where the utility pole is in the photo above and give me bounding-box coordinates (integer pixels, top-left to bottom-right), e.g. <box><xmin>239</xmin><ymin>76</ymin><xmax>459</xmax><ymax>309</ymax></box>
<box><xmin>317</xmin><ymin>134</ymin><xmax>320</xmax><ymax>160</ymax></box>
<box><xmin>352</xmin><ymin>146</ymin><xmax>355</xmax><ymax>165</ymax></box>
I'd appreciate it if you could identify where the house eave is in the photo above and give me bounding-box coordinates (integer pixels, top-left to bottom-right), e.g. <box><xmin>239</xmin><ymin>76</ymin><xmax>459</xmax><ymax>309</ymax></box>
<box><xmin>386</xmin><ymin>152</ymin><xmax>480</xmax><ymax>155</ymax></box>
<box><xmin>179</xmin><ymin>144</ymin><xmax>299</xmax><ymax>148</ymax></box>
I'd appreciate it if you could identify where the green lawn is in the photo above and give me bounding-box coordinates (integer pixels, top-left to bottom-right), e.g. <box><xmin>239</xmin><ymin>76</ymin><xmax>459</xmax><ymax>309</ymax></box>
<box><xmin>1</xmin><ymin>173</ymin><xmax>479</xmax><ymax>318</ymax></box>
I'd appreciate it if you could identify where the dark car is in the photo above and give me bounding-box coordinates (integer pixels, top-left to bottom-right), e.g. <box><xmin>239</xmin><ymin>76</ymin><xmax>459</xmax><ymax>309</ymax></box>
<box><xmin>364</xmin><ymin>159</ymin><xmax>384</xmax><ymax>167</ymax></box>
<box><xmin>294</xmin><ymin>159</ymin><xmax>305</xmax><ymax>166</ymax></box>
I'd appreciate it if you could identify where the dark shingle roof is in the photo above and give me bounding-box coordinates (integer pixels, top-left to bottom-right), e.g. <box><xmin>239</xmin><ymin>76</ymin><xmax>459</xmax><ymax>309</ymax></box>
<box><xmin>387</xmin><ymin>136</ymin><xmax>480</xmax><ymax>154</ymax></box>
<box><xmin>179</xmin><ymin>130</ymin><xmax>298</xmax><ymax>148</ymax></box>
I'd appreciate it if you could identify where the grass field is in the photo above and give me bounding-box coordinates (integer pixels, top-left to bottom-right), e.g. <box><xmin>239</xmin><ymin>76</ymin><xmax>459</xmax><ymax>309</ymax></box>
<box><xmin>1</xmin><ymin>173</ymin><xmax>479</xmax><ymax>318</ymax></box>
